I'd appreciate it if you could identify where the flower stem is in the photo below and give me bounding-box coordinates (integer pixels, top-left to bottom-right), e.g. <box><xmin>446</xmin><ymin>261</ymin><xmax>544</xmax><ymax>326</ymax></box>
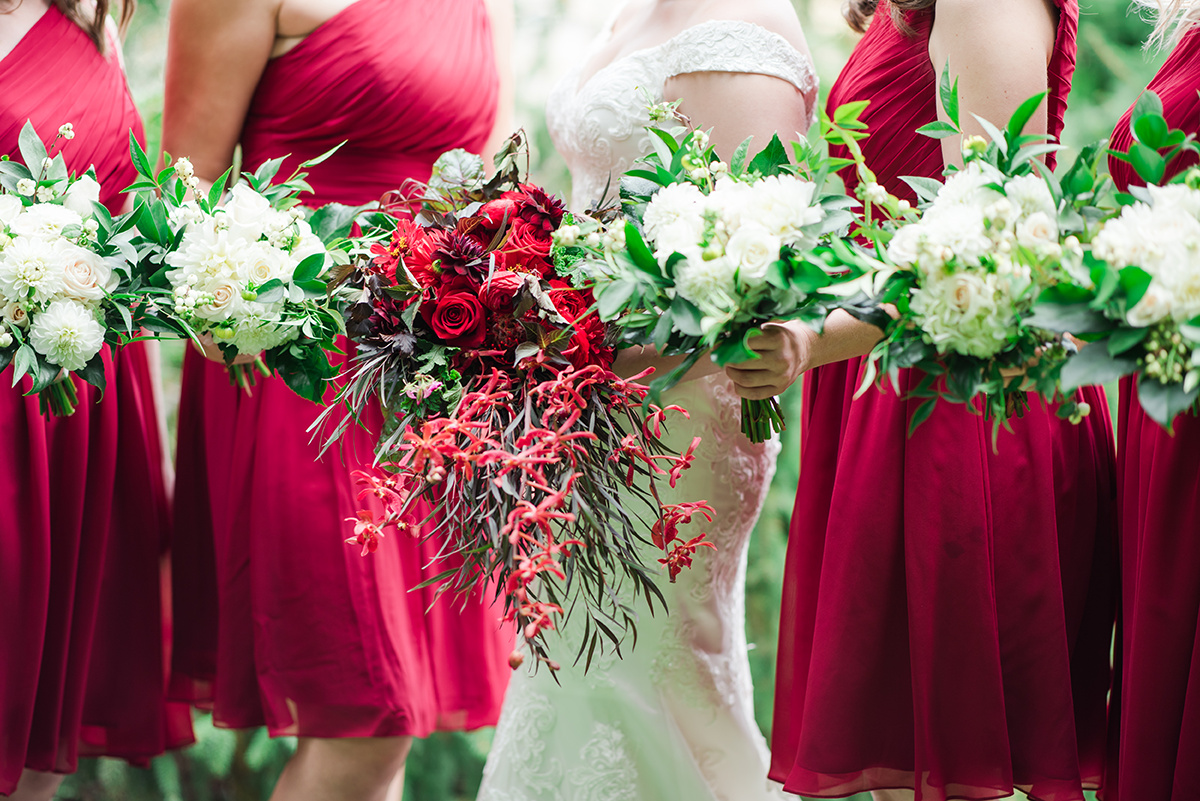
<box><xmin>39</xmin><ymin>375</ymin><xmax>79</xmax><ymax>417</ymax></box>
<box><xmin>740</xmin><ymin>396</ymin><xmax>786</xmax><ymax>443</ymax></box>
<box><xmin>228</xmin><ymin>357</ymin><xmax>271</xmax><ymax>396</ymax></box>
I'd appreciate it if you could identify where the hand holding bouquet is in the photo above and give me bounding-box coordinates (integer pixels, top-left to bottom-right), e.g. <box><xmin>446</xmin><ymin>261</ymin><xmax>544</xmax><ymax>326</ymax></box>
<box><xmin>321</xmin><ymin>136</ymin><xmax>715</xmax><ymax>670</ymax></box>
<box><xmin>124</xmin><ymin>138</ymin><xmax>345</xmax><ymax>401</ymax></box>
<box><xmin>592</xmin><ymin>107</ymin><xmax>868</xmax><ymax>442</ymax></box>
<box><xmin>0</xmin><ymin>122</ymin><xmax>142</xmax><ymax>415</ymax></box>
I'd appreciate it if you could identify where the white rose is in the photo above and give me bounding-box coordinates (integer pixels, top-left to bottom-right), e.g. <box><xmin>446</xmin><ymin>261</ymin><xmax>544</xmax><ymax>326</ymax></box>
<box><xmin>62</xmin><ymin>175</ymin><xmax>102</xmax><ymax>218</ymax></box>
<box><xmin>1015</xmin><ymin>211</ymin><xmax>1059</xmax><ymax>250</ymax></box>
<box><xmin>222</xmin><ymin>184</ymin><xmax>276</xmax><ymax>242</ymax></box>
<box><xmin>243</xmin><ymin>244</ymin><xmax>292</xmax><ymax>286</ymax></box>
<box><xmin>0</xmin><ymin>195</ymin><xmax>23</xmax><ymax>228</ymax></box>
<box><xmin>199</xmin><ymin>279</ymin><xmax>246</xmax><ymax>321</ymax></box>
<box><xmin>8</xmin><ymin>203</ymin><xmax>83</xmax><ymax>239</ymax></box>
<box><xmin>725</xmin><ymin>224</ymin><xmax>781</xmax><ymax>287</ymax></box>
<box><xmin>2</xmin><ymin>301</ymin><xmax>30</xmax><ymax>328</ymax></box>
<box><xmin>28</xmin><ymin>299</ymin><xmax>105</xmax><ymax>371</ymax></box>
<box><xmin>1127</xmin><ymin>283</ymin><xmax>1173</xmax><ymax>328</ymax></box>
<box><xmin>59</xmin><ymin>244</ymin><xmax>115</xmax><ymax>303</ymax></box>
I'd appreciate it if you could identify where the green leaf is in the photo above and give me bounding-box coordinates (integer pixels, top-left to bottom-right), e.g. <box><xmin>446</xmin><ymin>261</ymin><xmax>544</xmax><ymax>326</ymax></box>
<box><xmin>18</xmin><ymin>121</ymin><xmax>48</xmax><ymax>174</ymax></box>
<box><xmin>1024</xmin><ymin>299</ymin><xmax>1113</xmax><ymax>335</ymax></box>
<box><xmin>127</xmin><ymin>131</ymin><xmax>153</xmax><ymax>181</ymax></box>
<box><xmin>307</xmin><ymin>202</ymin><xmax>362</xmax><ymax>245</ymax></box>
<box><xmin>907</xmin><ymin>397</ymin><xmax>938</xmax><ymax>437</ymax></box>
<box><xmin>623</xmin><ymin>222</ymin><xmax>662</xmax><ymax>279</ymax></box>
<box><xmin>256</xmin><ymin>278</ymin><xmax>286</xmax><ymax>303</ymax></box>
<box><xmin>75</xmin><ymin>352</ymin><xmax>108</xmax><ymax>392</ymax></box>
<box><xmin>901</xmin><ymin>175</ymin><xmax>944</xmax><ymax>203</ymax></box>
<box><xmin>298</xmin><ymin>141</ymin><xmax>346</xmax><ymax>170</ymax></box>
<box><xmin>730</xmin><ymin>137</ymin><xmax>752</xmax><ymax>175</ymax></box>
<box><xmin>1060</xmin><ymin>341</ymin><xmax>1137</xmax><ymax>393</ymax></box>
<box><xmin>1006</xmin><ymin>92</ymin><xmax>1048</xmax><ymax>140</ymax></box>
<box><xmin>916</xmin><ymin>121</ymin><xmax>960</xmax><ymax>139</ymax></box>
<box><xmin>1132</xmin><ymin>90</ymin><xmax>1165</xmax><ymax>125</ymax></box>
<box><xmin>1106</xmin><ymin>325</ymin><xmax>1151</xmax><ymax>356</ymax></box>
<box><xmin>833</xmin><ymin>100</ymin><xmax>871</xmax><ymax>125</ymax></box>
<box><xmin>938</xmin><ymin>62</ymin><xmax>960</xmax><ymax>128</ymax></box>
<box><xmin>596</xmin><ymin>279</ymin><xmax>637</xmax><ymax>320</ymax></box>
<box><xmin>292</xmin><ymin>252</ymin><xmax>326</xmax><ymax>284</ymax></box>
<box><xmin>711</xmin><ymin>329</ymin><xmax>760</xmax><ymax>366</ymax></box>
<box><xmin>206</xmin><ymin>166</ymin><xmax>233</xmax><ymax>211</ymax></box>
<box><xmin>747</xmin><ymin>135</ymin><xmax>790</xmax><ymax>177</ymax></box>
<box><xmin>1119</xmin><ymin>265</ymin><xmax>1154</xmax><ymax>309</ymax></box>
<box><xmin>254</xmin><ymin>156</ymin><xmax>287</xmax><ymax>186</ymax></box>
<box><xmin>1130</xmin><ymin>141</ymin><xmax>1167</xmax><ymax>185</ymax></box>
<box><xmin>11</xmin><ymin>344</ymin><xmax>36</xmax><ymax>386</ymax></box>
<box><xmin>1137</xmin><ymin>373</ymin><xmax>1200</xmax><ymax>431</ymax></box>
<box><xmin>1133</xmin><ymin>113</ymin><xmax>1170</xmax><ymax>150</ymax></box>
<box><xmin>669</xmin><ymin>296</ymin><xmax>704</xmax><ymax>337</ymax></box>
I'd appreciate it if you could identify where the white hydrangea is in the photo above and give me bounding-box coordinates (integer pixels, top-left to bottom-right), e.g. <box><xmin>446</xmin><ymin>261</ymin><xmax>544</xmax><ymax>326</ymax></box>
<box><xmin>643</xmin><ymin>182</ymin><xmax>706</xmax><ymax>244</ymax></box>
<box><xmin>738</xmin><ymin>174</ymin><xmax>823</xmax><ymax>247</ymax></box>
<box><xmin>28</xmin><ymin>298</ymin><xmax>104</xmax><ymax>371</ymax></box>
<box><xmin>673</xmin><ymin>254</ymin><xmax>739</xmax><ymax>314</ymax></box>
<box><xmin>1093</xmin><ymin>191</ymin><xmax>1200</xmax><ymax>325</ymax></box>
<box><xmin>909</xmin><ymin>265</ymin><xmax>1023</xmax><ymax>358</ymax></box>
<box><xmin>221</xmin><ymin>316</ymin><xmax>300</xmax><ymax>356</ymax></box>
<box><xmin>0</xmin><ymin>236</ymin><xmax>68</xmax><ymax>304</ymax></box>
<box><xmin>8</xmin><ymin>203</ymin><xmax>83</xmax><ymax>239</ymax></box>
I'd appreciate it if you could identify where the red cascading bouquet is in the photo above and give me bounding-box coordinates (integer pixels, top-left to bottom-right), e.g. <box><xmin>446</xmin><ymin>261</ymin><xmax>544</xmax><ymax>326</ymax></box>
<box><xmin>319</xmin><ymin>136</ymin><xmax>713</xmax><ymax>670</ymax></box>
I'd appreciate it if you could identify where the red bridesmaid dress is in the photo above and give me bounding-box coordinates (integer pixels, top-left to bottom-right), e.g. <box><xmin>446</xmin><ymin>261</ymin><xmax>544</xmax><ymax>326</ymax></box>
<box><xmin>0</xmin><ymin>8</ymin><xmax>193</xmax><ymax>794</ymax></box>
<box><xmin>1104</xmin><ymin>28</ymin><xmax>1200</xmax><ymax>801</ymax></box>
<box><xmin>770</xmin><ymin>3</ymin><xmax>1118</xmax><ymax>799</ymax></box>
<box><xmin>170</xmin><ymin>0</ymin><xmax>512</xmax><ymax>739</ymax></box>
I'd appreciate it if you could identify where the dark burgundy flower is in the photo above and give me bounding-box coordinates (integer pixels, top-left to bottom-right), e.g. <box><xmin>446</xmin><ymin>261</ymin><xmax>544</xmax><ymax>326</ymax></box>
<box><xmin>504</xmin><ymin>184</ymin><xmax>566</xmax><ymax>235</ymax></box>
<box><xmin>479</xmin><ymin>271</ymin><xmax>525</xmax><ymax>313</ymax></box>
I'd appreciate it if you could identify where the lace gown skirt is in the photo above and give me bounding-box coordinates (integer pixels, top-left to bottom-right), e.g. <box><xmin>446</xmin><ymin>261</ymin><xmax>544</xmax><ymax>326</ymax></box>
<box><xmin>478</xmin><ymin>375</ymin><xmax>783</xmax><ymax>801</ymax></box>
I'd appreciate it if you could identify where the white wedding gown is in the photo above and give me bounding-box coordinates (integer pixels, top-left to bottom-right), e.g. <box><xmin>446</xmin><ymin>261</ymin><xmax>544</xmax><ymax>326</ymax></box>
<box><xmin>477</xmin><ymin>15</ymin><xmax>817</xmax><ymax>801</ymax></box>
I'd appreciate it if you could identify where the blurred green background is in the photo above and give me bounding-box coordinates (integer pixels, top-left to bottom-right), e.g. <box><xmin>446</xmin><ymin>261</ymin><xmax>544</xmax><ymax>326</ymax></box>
<box><xmin>55</xmin><ymin>0</ymin><xmax>1161</xmax><ymax>798</ymax></box>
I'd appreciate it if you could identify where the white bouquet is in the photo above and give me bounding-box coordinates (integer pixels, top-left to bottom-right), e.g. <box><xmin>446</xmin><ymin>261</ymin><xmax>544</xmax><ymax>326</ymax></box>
<box><xmin>128</xmin><ymin>143</ymin><xmax>346</xmax><ymax>401</ymax></box>
<box><xmin>0</xmin><ymin>122</ymin><xmax>136</xmax><ymax>415</ymax></box>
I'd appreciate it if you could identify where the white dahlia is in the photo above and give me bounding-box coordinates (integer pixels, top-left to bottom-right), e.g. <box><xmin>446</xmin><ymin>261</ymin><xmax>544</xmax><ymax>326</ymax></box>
<box><xmin>28</xmin><ymin>299</ymin><xmax>105</xmax><ymax>371</ymax></box>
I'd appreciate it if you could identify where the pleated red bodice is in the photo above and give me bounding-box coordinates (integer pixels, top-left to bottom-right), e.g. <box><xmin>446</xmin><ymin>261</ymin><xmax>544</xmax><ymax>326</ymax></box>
<box><xmin>0</xmin><ymin>7</ymin><xmax>190</xmax><ymax>794</ymax></box>
<box><xmin>171</xmin><ymin>0</ymin><xmax>513</xmax><ymax>740</ymax></box>
<box><xmin>771</xmin><ymin>3</ymin><xmax>1118</xmax><ymax>800</ymax></box>
<box><xmin>1104</xmin><ymin>26</ymin><xmax>1200</xmax><ymax>801</ymax></box>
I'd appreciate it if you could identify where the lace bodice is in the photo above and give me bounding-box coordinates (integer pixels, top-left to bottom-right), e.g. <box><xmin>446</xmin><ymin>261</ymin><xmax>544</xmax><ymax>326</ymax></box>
<box><xmin>546</xmin><ymin>17</ymin><xmax>819</xmax><ymax>211</ymax></box>
<box><xmin>479</xmin><ymin>11</ymin><xmax>809</xmax><ymax>801</ymax></box>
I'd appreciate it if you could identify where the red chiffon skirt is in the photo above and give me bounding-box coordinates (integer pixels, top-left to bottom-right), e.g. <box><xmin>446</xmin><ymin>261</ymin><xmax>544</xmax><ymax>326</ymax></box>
<box><xmin>171</xmin><ymin>349</ymin><xmax>512</xmax><ymax>739</ymax></box>
<box><xmin>0</xmin><ymin>343</ymin><xmax>191</xmax><ymax>795</ymax></box>
<box><xmin>771</xmin><ymin>358</ymin><xmax>1117</xmax><ymax>801</ymax></box>
<box><xmin>1104</xmin><ymin>377</ymin><xmax>1200</xmax><ymax>801</ymax></box>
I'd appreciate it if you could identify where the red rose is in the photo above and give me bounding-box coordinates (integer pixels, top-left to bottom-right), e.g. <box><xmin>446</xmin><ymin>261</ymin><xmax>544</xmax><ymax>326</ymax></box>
<box><xmin>479</xmin><ymin>271</ymin><xmax>525</xmax><ymax>313</ymax></box>
<box><xmin>421</xmin><ymin>284</ymin><xmax>488</xmax><ymax>348</ymax></box>
<box><xmin>494</xmin><ymin>219</ymin><xmax>555</xmax><ymax>277</ymax></box>
<box><xmin>546</xmin><ymin>280</ymin><xmax>593</xmax><ymax>322</ymax></box>
<box><xmin>478</xmin><ymin>197</ymin><xmax>518</xmax><ymax>232</ymax></box>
